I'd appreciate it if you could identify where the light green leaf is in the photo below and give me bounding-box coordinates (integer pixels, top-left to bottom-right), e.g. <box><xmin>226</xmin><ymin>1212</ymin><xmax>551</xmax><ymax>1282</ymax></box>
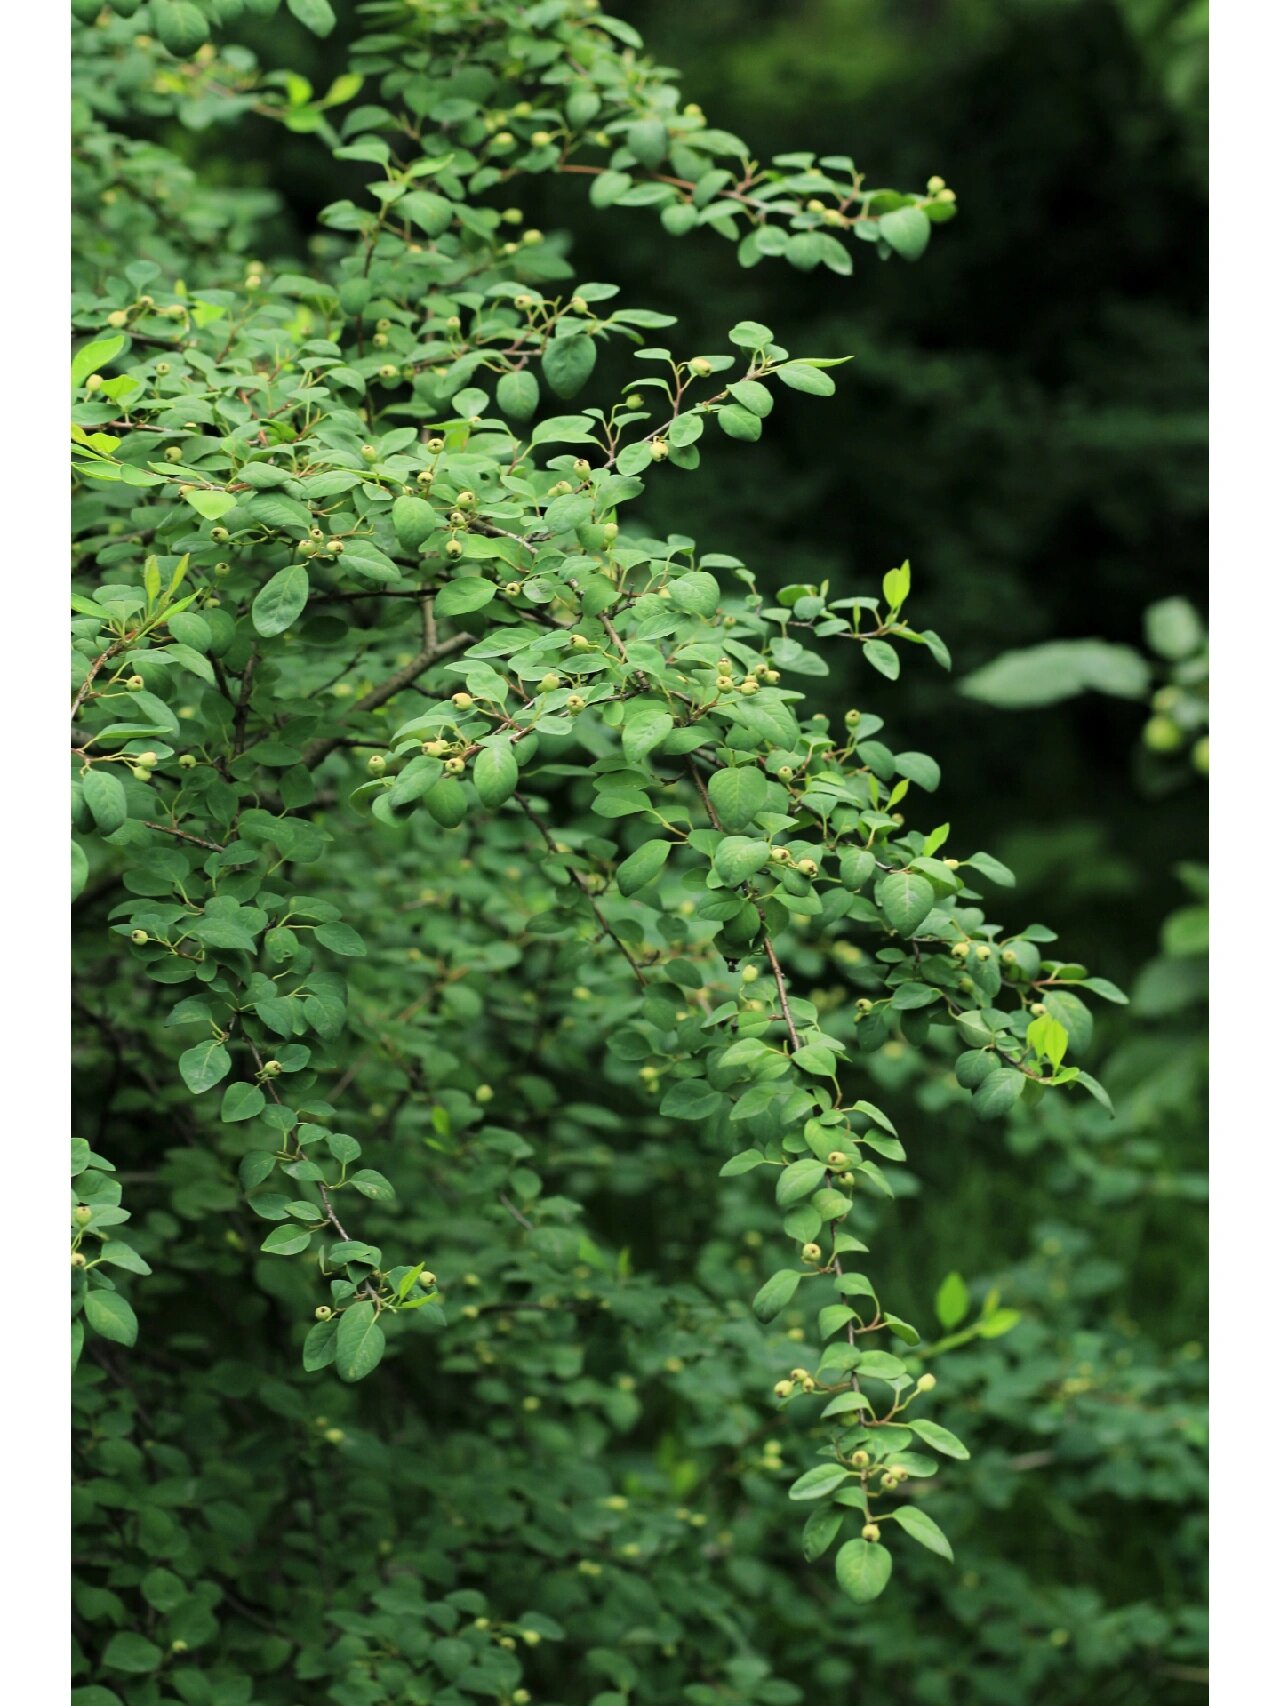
<box><xmin>391</xmin><ymin>495</ymin><xmax>435</xmax><ymax>552</ymax></box>
<box><xmin>667</xmin><ymin>571</ymin><xmax>719</xmax><ymax>616</ymax></box>
<box><xmin>864</xmin><ymin>639</ymin><xmax>900</xmax><ymax>680</ymax></box>
<box><xmin>895</xmin><ymin>751</ymin><xmax>940</xmax><ymax>791</ymax></box>
<box><xmin>972</xmin><ymin>1067</ymin><xmax>1025</xmax><ymax>1120</ymax></box>
<box><xmin>777</xmin><ymin>1158</ymin><xmax>826</xmax><ymax>1207</ymax></box>
<box><xmin>719</xmin><ymin>1148</ymin><xmax>765</xmax><ymax>1176</ymax></box>
<box><xmin>878</xmin><ymin>205</ymin><xmax>931</xmax><ymax>260</ymax></box>
<box><xmin>714</xmin><ymin>836</ymin><xmax>771</xmax><ymax>886</ymax></box>
<box><xmin>621</xmin><ymin>706</ymin><xmax>674</xmax><ymax>765</ymax></box>
<box><xmin>72</xmin><ymin>335</ymin><xmax>125</xmax><ymax>389</ymax></box>
<box><xmin>776</xmin><ymin>362</ymin><xmax>836</xmax><ymax>396</ymax></box>
<box><xmin>221</xmin><ymin>1081</ymin><xmax>267</xmax><ymax>1123</ymax></box>
<box><xmin>286</xmin><ymin>0</ymin><xmax>337</xmax><ymax>35</ymax></box>
<box><xmin>101</xmin><ymin>1632</ymin><xmax>163</xmax><ymax>1673</ymax></box>
<box><xmin>788</xmin><ymin>1463</ymin><xmax>850</xmax><ymax>1500</ymax></box>
<box><xmin>261</xmin><ymin>1225</ymin><xmax>313</xmax><ymax>1255</ymax></box>
<box><xmin>252</xmin><ymin>565</ymin><xmax>309</xmax><ymax>637</ymax></box>
<box><xmin>934</xmin><ymin>1270</ymin><xmax>969</xmax><ymax>1330</ymax></box>
<box><xmin>707</xmin><ymin>765</ymin><xmax>767</xmax><ymax>832</ymax></box>
<box><xmin>183</xmin><ymin>489</ymin><xmax>236</xmax><ymax>521</ymax></box>
<box><xmin>435</xmin><ymin>577</ymin><xmax>495</xmax><ymax>617</ymax></box>
<box><xmin>617</xmin><ymin>838</ymin><xmax>671</xmax><ymax>895</ymax></box>
<box><xmin>835</xmin><ymin>1537</ymin><xmax>893</xmax><ymax>1603</ymax></box>
<box><xmin>910</xmin><ymin>1418</ymin><xmax>971</xmax><ymax>1459</ymax></box>
<box><xmin>961</xmin><ymin>640</ymin><xmax>1150</xmax><ymax>707</ymax></box>
<box><xmin>752</xmin><ymin>1267</ymin><xmax>800</xmax><ymax>1321</ymax></box>
<box><xmin>179</xmin><ymin>1040</ymin><xmax>231</xmax><ymax>1095</ymax></box>
<box><xmin>497</xmin><ymin>369</ymin><xmax>540</xmax><ymax>420</ymax></box>
<box><xmin>474</xmin><ymin>741</ymin><xmax>520</xmax><ymax>808</ymax></box>
<box><xmin>83</xmin><ymin>769</ymin><xmax>127</xmax><ymax>835</ymax></box>
<box><xmin>893</xmin><ymin>1505</ymin><xmax>954</xmax><ymax>1561</ymax></box>
<box><xmin>84</xmin><ymin>1290</ymin><xmax>138</xmax><ymax>1348</ymax></box>
<box><xmin>335</xmin><ymin>1299</ymin><xmax>386</xmax><ymax>1381</ymax></box>
<box><xmin>880</xmin><ymin>869</ymin><xmax>934</xmax><ymax>936</ymax></box>
<box><xmin>543</xmin><ymin>335</ymin><xmax>597</xmax><ymax>399</ymax></box>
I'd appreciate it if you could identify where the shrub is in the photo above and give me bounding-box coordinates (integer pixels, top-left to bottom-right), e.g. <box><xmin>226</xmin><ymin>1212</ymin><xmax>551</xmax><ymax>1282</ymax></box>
<box><xmin>71</xmin><ymin>4</ymin><xmax>1166</xmax><ymax>1702</ymax></box>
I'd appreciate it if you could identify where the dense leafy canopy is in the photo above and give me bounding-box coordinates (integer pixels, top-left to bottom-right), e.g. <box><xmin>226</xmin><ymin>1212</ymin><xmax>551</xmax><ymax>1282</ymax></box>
<box><xmin>71</xmin><ymin>3</ymin><xmax>1206</xmax><ymax>1703</ymax></box>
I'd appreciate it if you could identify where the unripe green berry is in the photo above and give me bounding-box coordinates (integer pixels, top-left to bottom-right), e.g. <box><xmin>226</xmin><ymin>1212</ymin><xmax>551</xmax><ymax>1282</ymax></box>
<box><xmin>689</xmin><ymin>356</ymin><xmax>713</xmax><ymax>377</ymax></box>
<box><xmin>418</xmin><ymin>1269</ymin><xmax>437</xmax><ymax>1288</ymax></box>
<box><xmin>74</xmin><ymin>1204</ymin><xmax>93</xmax><ymax>1224</ymax></box>
<box><xmin>367</xmin><ymin>754</ymin><xmax>387</xmax><ymax>773</ymax></box>
<box><xmin>916</xmin><ymin>1371</ymin><xmax>937</xmax><ymax>1392</ymax></box>
<box><xmin>538</xmin><ymin>672</ymin><xmax>561</xmax><ymax>692</ymax></box>
<box><xmin>178</xmin><ymin>753</ymin><xmax>197</xmax><ymax>769</ymax></box>
<box><xmin>851</xmin><ymin>1450</ymin><xmax>870</xmax><ymax>1468</ymax></box>
<box><xmin>773</xmin><ymin>1378</ymin><xmax>794</xmax><ymax>1399</ymax></box>
<box><xmin>862</xmin><ymin>1523</ymin><xmax>881</xmax><ymax>1543</ymax></box>
<box><xmin>445</xmin><ymin>538</ymin><xmax>464</xmax><ymax>558</ymax></box>
<box><xmin>71</xmin><ymin>1250</ymin><xmax>87</xmax><ymax>1268</ymax></box>
<box><xmin>315</xmin><ymin>1305</ymin><xmax>333</xmax><ymax>1321</ymax></box>
<box><xmin>444</xmin><ymin>756</ymin><xmax>466</xmax><ymax>775</ymax></box>
<box><xmin>650</xmin><ymin>438</ymin><xmax>669</xmax><ymax>461</ymax></box>
<box><xmin>1144</xmin><ymin>714</ymin><xmax>1182</xmax><ymax>752</ymax></box>
<box><xmin>451</xmin><ymin>692</ymin><xmax>473</xmax><ymax>709</ymax></box>
<box><xmin>801</xmin><ymin>1242</ymin><xmax>822</xmax><ymax>1264</ymax></box>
